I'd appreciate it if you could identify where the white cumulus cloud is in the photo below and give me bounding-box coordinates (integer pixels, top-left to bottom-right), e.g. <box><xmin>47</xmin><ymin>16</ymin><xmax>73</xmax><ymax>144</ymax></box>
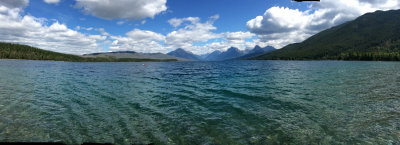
<box><xmin>74</xmin><ymin>0</ymin><xmax>167</xmax><ymax>20</ymax></box>
<box><xmin>225</xmin><ymin>31</ymin><xmax>254</xmax><ymax>41</ymax></box>
<box><xmin>168</xmin><ymin>17</ymin><xmax>200</xmax><ymax>27</ymax></box>
<box><xmin>0</xmin><ymin>3</ymin><xmax>106</xmax><ymax>54</ymax></box>
<box><xmin>0</xmin><ymin>0</ymin><xmax>29</xmax><ymax>8</ymax></box>
<box><xmin>223</xmin><ymin>31</ymin><xmax>255</xmax><ymax>50</ymax></box>
<box><xmin>126</xmin><ymin>29</ymin><xmax>165</xmax><ymax>41</ymax></box>
<box><xmin>109</xmin><ymin>29</ymin><xmax>166</xmax><ymax>53</ymax></box>
<box><xmin>43</xmin><ymin>0</ymin><xmax>60</xmax><ymax>4</ymax></box>
<box><xmin>165</xmin><ymin>15</ymin><xmax>223</xmax><ymax>54</ymax></box>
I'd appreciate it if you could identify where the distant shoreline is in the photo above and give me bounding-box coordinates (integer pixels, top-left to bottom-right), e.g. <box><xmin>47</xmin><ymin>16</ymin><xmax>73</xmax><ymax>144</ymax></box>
<box><xmin>0</xmin><ymin>42</ymin><xmax>178</xmax><ymax>62</ymax></box>
<box><xmin>0</xmin><ymin>58</ymin><xmax>178</xmax><ymax>63</ymax></box>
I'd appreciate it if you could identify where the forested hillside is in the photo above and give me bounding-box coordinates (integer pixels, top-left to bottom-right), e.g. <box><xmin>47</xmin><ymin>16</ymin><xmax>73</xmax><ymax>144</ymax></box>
<box><xmin>253</xmin><ymin>10</ymin><xmax>400</xmax><ymax>61</ymax></box>
<box><xmin>0</xmin><ymin>42</ymin><xmax>177</xmax><ymax>62</ymax></box>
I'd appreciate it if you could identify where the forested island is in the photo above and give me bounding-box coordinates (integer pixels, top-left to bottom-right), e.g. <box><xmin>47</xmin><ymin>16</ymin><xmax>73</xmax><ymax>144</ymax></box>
<box><xmin>0</xmin><ymin>42</ymin><xmax>177</xmax><ymax>62</ymax></box>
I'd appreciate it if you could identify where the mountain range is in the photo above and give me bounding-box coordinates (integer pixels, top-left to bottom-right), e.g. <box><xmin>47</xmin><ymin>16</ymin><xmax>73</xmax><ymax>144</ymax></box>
<box><xmin>253</xmin><ymin>9</ymin><xmax>400</xmax><ymax>61</ymax></box>
<box><xmin>0</xmin><ymin>41</ymin><xmax>274</xmax><ymax>62</ymax></box>
<box><xmin>167</xmin><ymin>45</ymin><xmax>275</xmax><ymax>61</ymax></box>
<box><xmin>203</xmin><ymin>50</ymin><xmax>221</xmax><ymax>60</ymax></box>
<box><xmin>239</xmin><ymin>45</ymin><xmax>276</xmax><ymax>59</ymax></box>
<box><xmin>167</xmin><ymin>48</ymin><xmax>202</xmax><ymax>61</ymax></box>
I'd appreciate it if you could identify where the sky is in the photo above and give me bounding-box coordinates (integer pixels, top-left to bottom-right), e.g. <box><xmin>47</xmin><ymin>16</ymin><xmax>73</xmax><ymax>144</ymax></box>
<box><xmin>0</xmin><ymin>0</ymin><xmax>399</xmax><ymax>55</ymax></box>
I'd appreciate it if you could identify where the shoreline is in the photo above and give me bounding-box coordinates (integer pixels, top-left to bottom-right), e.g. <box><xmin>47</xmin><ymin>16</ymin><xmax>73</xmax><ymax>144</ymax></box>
<box><xmin>0</xmin><ymin>58</ymin><xmax>179</xmax><ymax>63</ymax></box>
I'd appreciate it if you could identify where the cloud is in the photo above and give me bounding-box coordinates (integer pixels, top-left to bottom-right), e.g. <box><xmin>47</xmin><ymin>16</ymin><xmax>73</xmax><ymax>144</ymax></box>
<box><xmin>74</xmin><ymin>0</ymin><xmax>167</xmax><ymax>20</ymax></box>
<box><xmin>247</xmin><ymin>7</ymin><xmax>311</xmax><ymax>34</ymax></box>
<box><xmin>247</xmin><ymin>0</ymin><xmax>400</xmax><ymax>48</ymax></box>
<box><xmin>43</xmin><ymin>0</ymin><xmax>60</xmax><ymax>4</ymax></box>
<box><xmin>225</xmin><ymin>31</ymin><xmax>254</xmax><ymax>41</ymax></box>
<box><xmin>168</xmin><ymin>17</ymin><xmax>200</xmax><ymax>27</ymax></box>
<box><xmin>85</xmin><ymin>27</ymin><xmax>93</xmax><ymax>31</ymax></box>
<box><xmin>165</xmin><ymin>15</ymin><xmax>223</xmax><ymax>53</ymax></box>
<box><xmin>95</xmin><ymin>28</ymin><xmax>110</xmax><ymax>36</ymax></box>
<box><xmin>74</xmin><ymin>26</ymin><xmax>94</xmax><ymax>31</ymax></box>
<box><xmin>116</xmin><ymin>21</ymin><xmax>124</xmax><ymax>25</ymax></box>
<box><xmin>0</xmin><ymin>0</ymin><xmax>29</xmax><ymax>8</ymax></box>
<box><xmin>0</xmin><ymin>4</ymin><xmax>106</xmax><ymax>54</ymax></box>
<box><xmin>109</xmin><ymin>29</ymin><xmax>166</xmax><ymax>53</ymax></box>
<box><xmin>125</xmin><ymin>29</ymin><xmax>165</xmax><ymax>41</ymax></box>
<box><xmin>209</xmin><ymin>14</ymin><xmax>220</xmax><ymax>21</ymax></box>
<box><xmin>223</xmin><ymin>31</ymin><xmax>255</xmax><ymax>50</ymax></box>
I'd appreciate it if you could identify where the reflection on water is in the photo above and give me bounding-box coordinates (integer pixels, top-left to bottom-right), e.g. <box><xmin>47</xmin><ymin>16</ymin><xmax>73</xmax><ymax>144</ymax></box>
<box><xmin>0</xmin><ymin>60</ymin><xmax>399</xmax><ymax>144</ymax></box>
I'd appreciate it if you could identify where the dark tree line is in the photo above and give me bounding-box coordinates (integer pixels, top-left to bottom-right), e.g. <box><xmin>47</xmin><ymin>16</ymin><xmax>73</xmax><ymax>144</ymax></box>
<box><xmin>0</xmin><ymin>42</ymin><xmax>177</xmax><ymax>62</ymax></box>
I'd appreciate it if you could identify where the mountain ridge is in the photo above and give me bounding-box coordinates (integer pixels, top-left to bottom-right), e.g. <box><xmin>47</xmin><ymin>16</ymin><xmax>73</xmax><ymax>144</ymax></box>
<box><xmin>167</xmin><ymin>48</ymin><xmax>202</xmax><ymax>61</ymax></box>
<box><xmin>0</xmin><ymin>42</ymin><xmax>178</xmax><ymax>62</ymax></box>
<box><xmin>203</xmin><ymin>45</ymin><xmax>275</xmax><ymax>61</ymax></box>
<box><xmin>210</xmin><ymin>47</ymin><xmax>244</xmax><ymax>61</ymax></box>
<box><xmin>83</xmin><ymin>51</ymin><xmax>189</xmax><ymax>61</ymax></box>
<box><xmin>238</xmin><ymin>45</ymin><xmax>276</xmax><ymax>59</ymax></box>
<box><xmin>252</xmin><ymin>9</ymin><xmax>400</xmax><ymax>61</ymax></box>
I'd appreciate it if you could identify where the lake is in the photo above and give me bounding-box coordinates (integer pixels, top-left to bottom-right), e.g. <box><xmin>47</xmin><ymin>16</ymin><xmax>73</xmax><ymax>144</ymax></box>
<box><xmin>0</xmin><ymin>60</ymin><xmax>399</xmax><ymax>144</ymax></box>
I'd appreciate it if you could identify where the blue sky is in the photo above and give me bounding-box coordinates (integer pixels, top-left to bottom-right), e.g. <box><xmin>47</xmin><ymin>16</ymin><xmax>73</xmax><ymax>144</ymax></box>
<box><xmin>0</xmin><ymin>0</ymin><xmax>399</xmax><ymax>54</ymax></box>
<box><xmin>24</xmin><ymin>0</ymin><xmax>310</xmax><ymax>35</ymax></box>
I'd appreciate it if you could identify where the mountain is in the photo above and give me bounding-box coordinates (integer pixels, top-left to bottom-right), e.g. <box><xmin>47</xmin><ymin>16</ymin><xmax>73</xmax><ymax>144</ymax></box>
<box><xmin>238</xmin><ymin>45</ymin><xmax>276</xmax><ymax>59</ymax></box>
<box><xmin>250</xmin><ymin>45</ymin><xmax>275</xmax><ymax>54</ymax></box>
<box><xmin>0</xmin><ymin>42</ymin><xmax>177</xmax><ymax>62</ymax></box>
<box><xmin>211</xmin><ymin>47</ymin><xmax>245</xmax><ymax>61</ymax></box>
<box><xmin>83</xmin><ymin>51</ymin><xmax>189</xmax><ymax>61</ymax></box>
<box><xmin>203</xmin><ymin>46</ymin><xmax>275</xmax><ymax>61</ymax></box>
<box><xmin>253</xmin><ymin>10</ymin><xmax>400</xmax><ymax>61</ymax></box>
<box><xmin>204</xmin><ymin>50</ymin><xmax>222</xmax><ymax>61</ymax></box>
<box><xmin>199</xmin><ymin>53</ymin><xmax>210</xmax><ymax>60</ymax></box>
<box><xmin>167</xmin><ymin>48</ymin><xmax>202</xmax><ymax>61</ymax></box>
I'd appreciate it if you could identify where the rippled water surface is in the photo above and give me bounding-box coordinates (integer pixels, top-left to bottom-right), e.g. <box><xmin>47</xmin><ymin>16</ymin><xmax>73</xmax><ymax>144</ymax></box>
<box><xmin>0</xmin><ymin>60</ymin><xmax>399</xmax><ymax>144</ymax></box>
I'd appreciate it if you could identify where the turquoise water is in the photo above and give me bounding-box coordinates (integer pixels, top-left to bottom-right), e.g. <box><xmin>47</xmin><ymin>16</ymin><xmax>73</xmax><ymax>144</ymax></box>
<box><xmin>0</xmin><ymin>60</ymin><xmax>399</xmax><ymax>144</ymax></box>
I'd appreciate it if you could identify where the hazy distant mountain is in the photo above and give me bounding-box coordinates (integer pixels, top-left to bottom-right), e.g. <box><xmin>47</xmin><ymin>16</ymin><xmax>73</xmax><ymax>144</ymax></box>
<box><xmin>250</xmin><ymin>45</ymin><xmax>275</xmax><ymax>54</ymax></box>
<box><xmin>204</xmin><ymin>50</ymin><xmax>222</xmax><ymax>61</ymax></box>
<box><xmin>211</xmin><ymin>47</ymin><xmax>245</xmax><ymax>61</ymax></box>
<box><xmin>167</xmin><ymin>48</ymin><xmax>202</xmax><ymax>61</ymax></box>
<box><xmin>238</xmin><ymin>45</ymin><xmax>276</xmax><ymax>59</ymax></box>
<box><xmin>201</xmin><ymin>46</ymin><xmax>275</xmax><ymax>61</ymax></box>
<box><xmin>83</xmin><ymin>51</ymin><xmax>189</xmax><ymax>61</ymax></box>
<box><xmin>253</xmin><ymin>10</ymin><xmax>400</xmax><ymax>61</ymax></box>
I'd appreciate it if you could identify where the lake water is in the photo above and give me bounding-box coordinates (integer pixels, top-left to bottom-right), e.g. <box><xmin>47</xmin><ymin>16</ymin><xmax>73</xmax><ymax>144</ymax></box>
<box><xmin>0</xmin><ymin>60</ymin><xmax>399</xmax><ymax>144</ymax></box>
